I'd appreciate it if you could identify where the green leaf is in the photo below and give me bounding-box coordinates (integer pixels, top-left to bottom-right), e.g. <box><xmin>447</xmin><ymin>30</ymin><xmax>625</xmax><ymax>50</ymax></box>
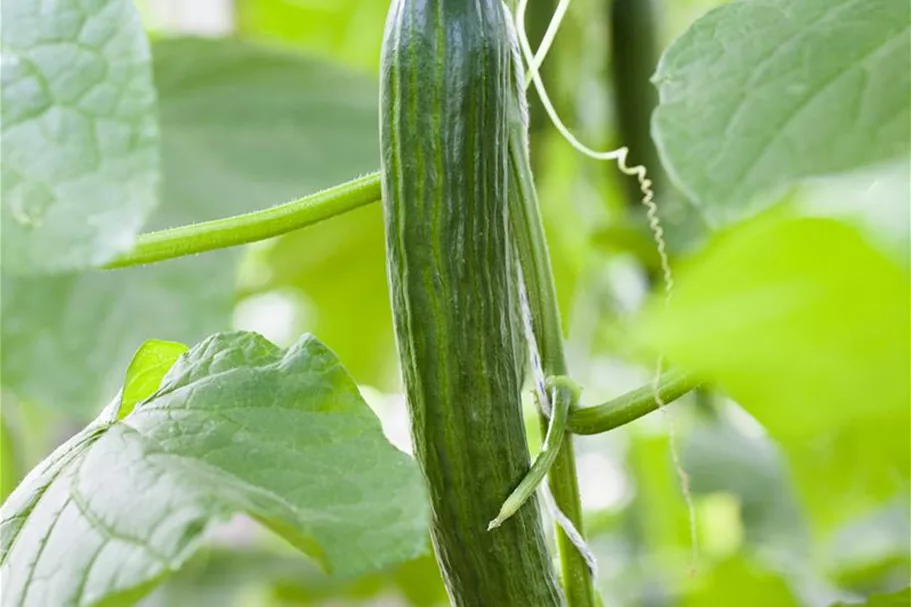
<box><xmin>798</xmin><ymin>160</ymin><xmax>910</xmax><ymax>269</ymax></box>
<box><xmin>834</xmin><ymin>587</ymin><xmax>911</xmax><ymax>606</ymax></box>
<box><xmin>1</xmin><ymin>259</ymin><xmax>236</xmax><ymax>419</ymax></box>
<box><xmin>1</xmin><ymin>38</ymin><xmax>381</xmax><ymax>417</ymax></box>
<box><xmin>636</xmin><ymin>212</ymin><xmax>910</xmax><ymax>529</ymax></box>
<box><xmin>0</xmin><ymin>415</ymin><xmax>20</xmax><ymax>502</ymax></box>
<box><xmin>1</xmin><ymin>0</ymin><xmax>160</xmax><ymax>273</ymax></box>
<box><xmin>826</xmin><ymin>502</ymin><xmax>910</xmax><ymax>593</ymax></box>
<box><xmin>638</xmin><ymin>213</ymin><xmax>909</xmax><ymax>439</ymax></box>
<box><xmin>681</xmin><ymin>557</ymin><xmax>800</xmax><ymax>607</ymax></box>
<box><xmin>151</xmin><ymin>38</ymin><xmax>390</xmax><ymax>387</ymax></box>
<box><xmin>681</xmin><ymin>412</ymin><xmax>808</xmax><ymax>555</ymax></box>
<box><xmin>653</xmin><ymin>0</ymin><xmax>910</xmax><ymax>223</ymax></box>
<box><xmin>153</xmin><ymin>38</ymin><xmax>378</xmax><ymax>221</ymax></box>
<box><xmin>1</xmin><ymin>331</ymin><xmax>428</xmax><ymax>607</ymax></box>
<box><xmin>235</xmin><ymin>0</ymin><xmax>388</xmax><ymax>73</ymax></box>
<box><xmin>119</xmin><ymin>340</ymin><xmax>187</xmax><ymax>418</ymax></box>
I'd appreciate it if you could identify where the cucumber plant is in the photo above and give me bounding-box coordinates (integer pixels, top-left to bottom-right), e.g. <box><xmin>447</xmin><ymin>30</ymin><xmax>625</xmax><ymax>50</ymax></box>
<box><xmin>1</xmin><ymin>0</ymin><xmax>908</xmax><ymax>606</ymax></box>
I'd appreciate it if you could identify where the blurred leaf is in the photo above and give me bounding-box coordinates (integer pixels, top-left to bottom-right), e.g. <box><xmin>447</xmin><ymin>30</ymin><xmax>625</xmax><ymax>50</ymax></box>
<box><xmin>236</xmin><ymin>0</ymin><xmax>388</xmax><ymax>73</ymax></box>
<box><xmin>682</xmin><ymin>557</ymin><xmax>800</xmax><ymax>607</ymax></box>
<box><xmin>799</xmin><ymin>160</ymin><xmax>910</xmax><ymax>269</ymax></box>
<box><xmin>1</xmin><ymin>258</ymin><xmax>236</xmax><ymax>419</ymax></box>
<box><xmin>119</xmin><ymin>339</ymin><xmax>188</xmax><ymax>418</ymax></box>
<box><xmin>1</xmin><ymin>331</ymin><xmax>428</xmax><ymax>607</ymax></box>
<box><xmin>653</xmin><ymin>0</ymin><xmax>910</xmax><ymax>224</ymax></box>
<box><xmin>1</xmin><ymin>38</ymin><xmax>381</xmax><ymax>417</ymax></box>
<box><xmin>155</xmin><ymin>37</ymin><xmax>390</xmax><ymax>386</ymax></box>
<box><xmin>637</xmin><ymin>212</ymin><xmax>910</xmax><ymax>529</ymax></box>
<box><xmin>827</xmin><ymin>502</ymin><xmax>911</xmax><ymax>594</ymax></box>
<box><xmin>834</xmin><ymin>587</ymin><xmax>911</xmax><ymax>606</ymax></box>
<box><xmin>620</xmin><ymin>427</ymin><xmax>696</xmax><ymax>607</ymax></box>
<box><xmin>0</xmin><ymin>415</ymin><xmax>19</xmax><ymax>501</ymax></box>
<box><xmin>142</xmin><ymin>540</ymin><xmax>445</xmax><ymax>606</ymax></box>
<box><xmin>682</xmin><ymin>410</ymin><xmax>808</xmax><ymax>556</ymax></box>
<box><xmin>591</xmin><ymin>224</ymin><xmax>663</xmax><ymax>272</ymax></box>
<box><xmin>152</xmin><ymin>38</ymin><xmax>378</xmax><ymax>221</ymax></box>
<box><xmin>1</xmin><ymin>0</ymin><xmax>159</xmax><ymax>273</ymax></box>
<box><xmin>638</xmin><ymin>213</ymin><xmax>909</xmax><ymax>439</ymax></box>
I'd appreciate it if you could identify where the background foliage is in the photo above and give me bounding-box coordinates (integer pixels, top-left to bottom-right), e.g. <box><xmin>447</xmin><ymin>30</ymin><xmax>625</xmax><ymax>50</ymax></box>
<box><xmin>1</xmin><ymin>0</ymin><xmax>908</xmax><ymax>605</ymax></box>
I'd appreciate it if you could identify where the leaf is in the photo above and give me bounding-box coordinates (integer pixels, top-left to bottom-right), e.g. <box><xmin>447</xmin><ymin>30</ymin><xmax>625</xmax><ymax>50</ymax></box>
<box><xmin>826</xmin><ymin>501</ymin><xmax>910</xmax><ymax>592</ymax></box>
<box><xmin>1</xmin><ymin>38</ymin><xmax>381</xmax><ymax>417</ymax></box>
<box><xmin>153</xmin><ymin>38</ymin><xmax>378</xmax><ymax>221</ymax></box>
<box><xmin>235</xmin><ymin>0</ymin><xmax>388</xmax><ymax>73</ymax></box>
<box><xmin>150</xmin><ymin>38</ymin><xmax>391</xmax><ymax>387</ymax></box>
<box><xmin>1</xmin><ymin>0</ymin><xmax>160</xmax><ymax>274</ymax></box>
<box><xmin>681</xmin><ymin>557</ymin><xmax>800</xmax><ymax>607</ymax></box>
<box><xmin>834</xmin><ymin>587</ymin><xmax>911</xmax><ymax>606</ymax></box>
<box><xmin>799</xmin><ymin>160</ymin><xmax>910</xmax><ymax>269</ymax></box>
<box><xmin>681</xmin><ymin>411</ymin><xmax>808</xmax><ymax>555</ymax></box>
<box><xmin>1</xmin><ymin>258</ymin><xmax>236</xmax><ymax>419</ymax></box>
<box><xmin>636</xmin><ymin>212</ymin><xmax>910</xmax><ymax>529</ymax></box>
<box><xmin>1</xmin><ymin>331</ymin><xmax>428</xmax><ymax>607</ymax></box>
<box><xmin>652</xmin><ymin>0</ymin><xmax>910</xmax><ymax>223</ymax></box>
<box><xmin>152</xmin><ymin>544</ymin><xmax>447</xmax><ymax>607</ymax></box>
<box><xmin>119</xmin><ymin>340</ymin><xmax>187</xmax><ymax>418</ymax></box>
<box><xmin>638</xmin><ymin>213</ymin><xmax>909</xmax><ymax>439</ymax></box>
<box><xmin>0</xmin><ymin>415</ymin><xmax>20</xmax><ymax>502</ymax></box>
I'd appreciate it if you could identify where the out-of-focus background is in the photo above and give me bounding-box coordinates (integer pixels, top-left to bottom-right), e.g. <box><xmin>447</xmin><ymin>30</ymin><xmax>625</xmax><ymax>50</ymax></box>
<box><xmin>1</xmin><ymin>0</ymin><xmax>908</xmax><ymax>605</ymax></box>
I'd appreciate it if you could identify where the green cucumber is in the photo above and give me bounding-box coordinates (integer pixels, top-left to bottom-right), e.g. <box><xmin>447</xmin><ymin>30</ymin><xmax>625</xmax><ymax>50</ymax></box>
<box><xmin>379</xmin><ymin>1</ymin><xmax>563</xmax><ymax>605</ymax></box>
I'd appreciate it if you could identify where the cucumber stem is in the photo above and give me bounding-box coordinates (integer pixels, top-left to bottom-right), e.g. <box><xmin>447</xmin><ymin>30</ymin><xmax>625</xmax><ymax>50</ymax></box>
<box><xmin>507</xmin><ymin>89</ymin><xmax>598</xmax><ymax>607</ymax></box>
<box><xmin>568</xmin><ymin>369</ymin><xmax>697</xmax><ymax>435</ymax></box>
<box><xmin>103</xmin><ymin>172</ymin><xmax>381</xmax><ymax>269</ymax></box>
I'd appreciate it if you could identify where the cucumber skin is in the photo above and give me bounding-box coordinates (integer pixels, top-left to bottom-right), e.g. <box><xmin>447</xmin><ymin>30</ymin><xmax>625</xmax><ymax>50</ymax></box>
<box><xmin>379</xmin><ymin>1</ymin><xmax>563</xmax><ymax>605</ymax></box>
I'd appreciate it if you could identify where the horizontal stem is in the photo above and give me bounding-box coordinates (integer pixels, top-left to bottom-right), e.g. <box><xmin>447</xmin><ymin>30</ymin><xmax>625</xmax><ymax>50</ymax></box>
<box><xmin>567</xmin><ymin>369</ymin><xmax>698</xmax><ymax>435</ymax></box>
<box><xmin>104</xmin><ymin>172</ymin><xmax>382</xmax><ymax>269</ymax></box>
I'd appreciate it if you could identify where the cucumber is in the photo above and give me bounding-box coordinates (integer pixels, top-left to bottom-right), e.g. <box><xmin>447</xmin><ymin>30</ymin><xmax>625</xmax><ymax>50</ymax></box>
<box><xmin>379</xmin><ymin>1</ymin><xmax>563</xmax><ymax>605</ymax></box>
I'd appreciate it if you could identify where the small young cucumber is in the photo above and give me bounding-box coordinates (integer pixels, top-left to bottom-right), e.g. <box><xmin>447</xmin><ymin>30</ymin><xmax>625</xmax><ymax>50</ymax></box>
<box><xmin>380</xmin><ymin>1</ymin><xmax>563</xmax><ymax>605</ymax></box>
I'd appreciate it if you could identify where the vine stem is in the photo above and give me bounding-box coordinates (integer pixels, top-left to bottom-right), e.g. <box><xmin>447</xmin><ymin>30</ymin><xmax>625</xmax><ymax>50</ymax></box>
<box><xmin>103</xmin><ymin>172</ymin><xmax>381</xmax><ymax>269</ymax></box>
<box><xmin>507</xmin><ymin>89</ymin><xmax>597</xmax><ymax>607</ymax></box>
<box><xmin>568</xmin><ymin>369</ymin><xmax>696</xmax><ymax>435</ymax></box>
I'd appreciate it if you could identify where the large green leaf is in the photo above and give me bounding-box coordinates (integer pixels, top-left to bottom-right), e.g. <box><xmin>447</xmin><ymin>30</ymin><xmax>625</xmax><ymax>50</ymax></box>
<box><xmin>636</xmin><ymin>211</ymin><xmax>910</xmax><ymax>529</ymax></box>
<box><xmin>0</xmin><ymin>331</ymin><xmax>428</xmax><ymax>607</ymax></box>
<box><xmin>1</xmin><ymin>38</ymin><xmax>381</xmax><ymax>417</ymax></box>
<box><xmin>1</xmin><ymin>0</ymin><xmax>160</xmax><ymax>273</ymax></box>
<box><xmin>638</xmin><ymin>213</ymin><xmax>909</xmax><ymax>439</ymax></box>
<box><xmin>652</xmin><ymin>0</ymin><xmax>910</xmax><ymax>223</ymax></box>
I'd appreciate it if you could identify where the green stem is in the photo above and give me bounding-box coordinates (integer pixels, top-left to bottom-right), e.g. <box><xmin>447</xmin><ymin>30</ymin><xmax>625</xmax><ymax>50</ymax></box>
<box><xmin>104</xmin><ymin>172</ymin><xmax>381</xmax><ymax>269</ymax></box>
<box><xmin>567</xmin><ymin>370</ymin><xmax>697</xmax><ymax>435</ymax></box>
<box><xmin>508</xmin><ymin>93</ymin><xmax>597</xmax><ymax>607</ymax></box>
